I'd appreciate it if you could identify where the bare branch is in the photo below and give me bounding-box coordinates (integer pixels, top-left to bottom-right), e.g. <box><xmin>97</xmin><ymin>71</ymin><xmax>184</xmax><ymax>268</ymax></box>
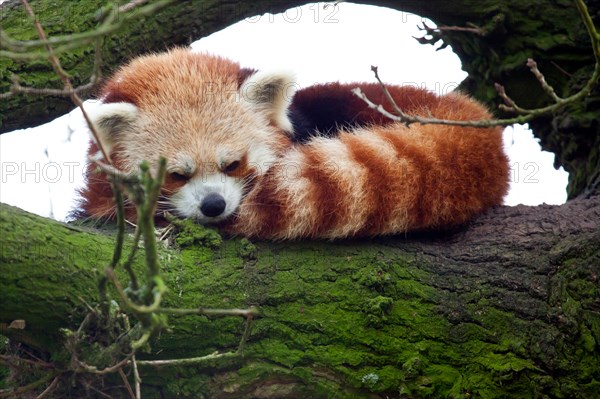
<box><xmin>420</xmin><ymin>20</ymin><xmax>487</xmax><ymax>36</ymax></box>
<box><xmin>19</xmin><ymin>0</ymin><xmax>112</xmax><ymax>164</ymax></box>
<box><xmin>237</xmin><ymin>313</ymin><xmax>255</xmax><ymax>355</ymax></box>
<box><xmin>353</xmin><ymin>64</ymin><xmax>572</xmax><ymax>128</ymax></box>
<box><xmin>132</xmin><ymin>354</ymin><xmax>141</xmax><ymax>399</ymax></box>
<box><xmin>157</xmin><ymin>306</ymin><xmax>260</xmax><ymax>318</ymax></box>
<box><xmin>494</xmin><ymin>83</ymin><xmax>529</xmax><ymax>114</ymax></box>
<box><xmin>34</xmin><ymin>376</ymin><xmax>59</xmax><ymax>399</ymax></box>
<box><xmin>526</xmin><ymin>58</ymin><xmax>563</xmax><ymax>102</ymax></box>
<box><xmin>135</xmin><ymin>351</ymin><xmax>239</xmax><ymax>368</ymax></box>
<box><xmin>0</xmin><ymin>79</ymin><xmax>95</xmax><ymax>99</ymax></box>
<box><xmin>354</xmin><ymin>0</ymin><xmax>600</xmax><ymax>130</ymax></box>
<box><xmin>118</xmin><ymin>368</ymin><xmax>136</xmax><ymax>399</ymax></box>
<box><xmin>75</xmin><ymin>356</ymin><xmax>133</xmax><ymax>375</ymax></box>
<box><xmin>119</xmin><ymin>0</ymin><xmax>149</xmax><ymax>13</ymax></box>
<box><xmin>0</xmin><ymin>355</ymin><xmax>54</xmax><ymax>370</ymax></box>
<box><xmin>105</xmin><ymin>267</ymin><xmax>165</xmax><ymax>315</ymax></box>
<box><xmin>0</xmin><ymin>373</ymin><xmax>59</xmax><ymax>399</ymax></box>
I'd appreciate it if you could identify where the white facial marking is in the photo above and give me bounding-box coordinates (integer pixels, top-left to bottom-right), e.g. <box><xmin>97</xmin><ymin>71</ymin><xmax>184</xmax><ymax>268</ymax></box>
<box><xmin>170</xmin><ymin>173</ymin><xmax>243</xmax><ymax>223</ymax></box>
<box><xmin>169</xmin><ymin>153</ymin><xmax>196</xmax><ymax>176</ymax></box>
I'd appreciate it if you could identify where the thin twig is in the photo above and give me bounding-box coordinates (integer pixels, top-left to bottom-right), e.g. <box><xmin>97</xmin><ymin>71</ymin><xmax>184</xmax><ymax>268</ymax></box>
<box><xmin>122</xmin><ymin>315</ymin><xmax>142</xmax><ymax>399</ymax></box>
<box><xmin>353</xmin><ymin>85</ymin><xmax>511</xmax><ymax>127</ymax></box>
<box><xmin>0</xmin><ymin>79</ymin><xmax>95</xmax><ymax>99</ymax></box>
<box><xmin>89</xmin><ymin>158</ymin><xmax>140</xmax><ymax>185</ymax></box>
<box><xmin>0</xmin><ymin>373</ymin><xmax>58</xmax><ymax>399</ymax></box>
<box><xmin>137</xmin><ymin>159</ymin><xmax>167</xmax><ymax>306</ymax></box>
<box><xmin>75</xmin><ymin>353</ymin><xmax>133</xmax><ymax>375</ymax></box>
<box><xmin>157</xmin><ymin>306</ymin><xmax>259</xmax><ymax>318</ymax></box>
<box><xmin>355</xmin><ymin>0</ymin><xmax>600</xmax><ymax>129</ymax></box>
<box><xmin>551</xmin><ymin>61</ymin><xmax>574</xmax><ymax>77</ymax></box>
<box><xmin>87</xmin><ymin>385</ymin><xmax>114</xmax><ymax>399</ymax></box>
<box><xmin>526</xmin><ymin>58</ymin><xmax>563</xmax><ymax>102</ymax></box>
<box><xmin>0</xmin><ymin>354</ymin><xmax>54</xmax><ymax>370</ymax></box>
<box><xmin>493</xmin><ymin>82</ymin><xmax>529</xmax><ymax>114</ymax></box>
<box><xmin>35</xmin><ymin>376</ymin><xmax>59</xmax><ymax>399</ymax></box>
<box><xmin>19</xmin><ymin>0</ymin><xmax>111</xmax><ymax>164</ymax></box>
<box><xmin>119</xmin><ymin>368</ymin><xmax>136</xmax><ymax>399</ymax></box>
<box><xmin>0</xmin><ymin>0</ymin><xmax>173</xmax><ymax>55</ymax></box>
<box><xmin>135</xmin><ymin>351</ymin><xmax>238</xmax><ymax>368</ymax></box>
<box><xmin>75</xmin><ymin>312</ymin><xmax>95</xmax><ymax>339</ymax></box>
<box><xmin>123</xmin><ymin>226</ymin><xmax>142</xmax><ymax>291</ymax></box>
<box><xmin>92</xmin><ymin>38</ymin><xmax>104</xmax><ymax>83</ymax></box>
<box><xmin>420</xmin><ymin>21</ymin><xmax>486</xmax><ymax>36</ymax></box>
<box><xmin>110</xmin><ymin>186</ymin><xmax>127</xmax><ymax>269</ymax></box>
<box><xmin>130</xmin><ymin>331</ymin><xmax>152</xmax><ymax>351</ymax></box>
<box><xmin>105</xmin><ymin>268</ymin><xmax>165</xmax><ymax>314</ymax></box>
<box><xmin>158</xmin><ymin>223</ymin><xmax>174</xmax><ymax>242</ymax></box>
<box><xmin>119</xmin><ymin>0</ymin><xmax>149</xmax><ymax>13</ymax></box>
<box><xmin>97</xmin><ymin>177</ymin><xmax>128</xmax><ymax>320</ymax></box>
<box><xmin>132</xmin><ymin>354</ymin><xmax>142</xmax><ymax>399</ymax></box>
<box><xmin>237</xmin><ymin>314</ymin><xmax>254</xmax><ymax>355</ymax></box>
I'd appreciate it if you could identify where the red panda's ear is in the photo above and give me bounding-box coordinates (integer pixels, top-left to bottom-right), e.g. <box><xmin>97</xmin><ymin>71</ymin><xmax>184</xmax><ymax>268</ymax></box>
<box><xmin>86</xmin><ymin>102</ymin><xmax>139</xmax><ymax>156</ymax></box>
<box><xmin>239</xmin><ymin>70</ymin><xmax>296</xmax><ymax>132</ymax></box>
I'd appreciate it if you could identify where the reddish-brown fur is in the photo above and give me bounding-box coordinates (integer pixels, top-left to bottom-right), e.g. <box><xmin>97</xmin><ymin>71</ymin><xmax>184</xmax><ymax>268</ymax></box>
<box><xmin>79</xmin><ymin>51</ymin><xmax>282</xmax><ymax>221</ymax></box>
<box><xmin>224</xmin><ymin>91</ymin><xmax>510</xmax><ymax>239</ymax></box>
<box><xmin>79</xmin><ymin>50</ymin><xmax>509</xmax><ymax>239</ymax></box>
<box><xmin>80</xmin><ymin>142</ymin><xmax>140</xmax><ymax>221</ymax></box>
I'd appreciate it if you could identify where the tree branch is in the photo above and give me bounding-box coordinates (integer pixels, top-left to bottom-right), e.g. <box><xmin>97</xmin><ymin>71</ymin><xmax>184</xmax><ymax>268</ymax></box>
<box><xmin>18</xmin><ymin>0</ymin><xmax>111</xmax><ymax>164</ymax></box>
<box><xmin>354</xmin><ymin>0</ymin><xmax>600</xmax><ymax>130</ymax></box>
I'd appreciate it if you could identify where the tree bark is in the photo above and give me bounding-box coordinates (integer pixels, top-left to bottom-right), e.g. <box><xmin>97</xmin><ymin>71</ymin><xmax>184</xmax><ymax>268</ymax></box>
<box><xmin>0</xmin><ymin>0</ymin><xmax>299</xmax><ymax>132</ymax></box>
<box><xmin>1</xmin><ymin>0</ymin><xmax>599</xmax><ymax>197</ymax></box>
<box><xmin>2</xmin><ymin>1</ymin><xmax>600</xmax><ymax>397</ymax></box>
<box><xmin>1</xmin><ymin>200</ymin><xmax>599</xmax><ymax>398</ymax></box>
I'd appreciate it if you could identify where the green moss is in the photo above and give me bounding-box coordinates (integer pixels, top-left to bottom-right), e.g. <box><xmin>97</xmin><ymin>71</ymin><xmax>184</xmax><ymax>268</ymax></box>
<box><xmin>0</xmin><ymin>336</ymin><xmax>7</xmax><ymax>390</ymax></box>
<box><xmin>363</xmin><ymin>296</ymin><xmax>394</xmax><ymax>327</ymax></box>
<box><xmin>168</xmin><ymin>216</ymin><xmax>222</xmax><ymax>249</ymax></box>
<box><xmin>2</xmin><ymin>206</ymin><xmax>108</xmax><ymax>350</ymax></box>
<box><xmin>237</xmin><ymin>238</ymin><xmax>258</xmax><ymax>261</ymax></box>
<box><xmin>473</xmin><ymin>352</ymin><xmax>539</xmax><ymax>374</ymax></box>
<box><xmin>2</xmin><ymin>204</ymin><xmax>598</xmax><ymax>398</ymax></box>
<box><xmin>251</xmin><ymin>339</ymin><xmax>307</xmax><ymax>368</ymax></box>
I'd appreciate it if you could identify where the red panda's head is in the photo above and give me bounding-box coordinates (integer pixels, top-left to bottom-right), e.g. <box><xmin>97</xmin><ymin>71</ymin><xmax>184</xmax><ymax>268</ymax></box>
<box><xmin>86</xmin><ymin>49</ymin><xmax>296</xmax><ymax>223</ymax></box>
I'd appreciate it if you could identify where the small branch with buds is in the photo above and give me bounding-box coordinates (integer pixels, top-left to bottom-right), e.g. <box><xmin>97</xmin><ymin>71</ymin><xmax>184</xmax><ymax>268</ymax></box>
<box><xmin>420</xmin><ymin>21</ymin><xmax>487</xmax><ymax>37</ymax></box>
<box><xmin>355</xmin><ymin>0</ymin><xmax>599</xmax><ymax>129</ymax></box>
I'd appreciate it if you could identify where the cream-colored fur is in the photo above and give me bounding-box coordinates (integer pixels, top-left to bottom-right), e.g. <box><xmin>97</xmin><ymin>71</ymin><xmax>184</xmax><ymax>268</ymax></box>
<box><xmin>85</xmin><ymin>50</ymin><xmax>295</xmax><ymax>223</ymax></box>
<box><xmin>81</xmin><ymin>49</ymin><xmax>509</xmax><ymax>240</ymax></box>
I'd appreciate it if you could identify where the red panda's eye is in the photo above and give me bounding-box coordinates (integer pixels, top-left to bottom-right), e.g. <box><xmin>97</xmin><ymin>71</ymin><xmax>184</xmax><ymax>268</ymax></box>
<box><xmin>223</xmin><ymin>160</ymin><xmax>240</xmax><ymax>173</ymax></box>
<box><xmin>170</xmin><ymin>172</ymin><xmax>189</xmax><ymax>181</ymax></box>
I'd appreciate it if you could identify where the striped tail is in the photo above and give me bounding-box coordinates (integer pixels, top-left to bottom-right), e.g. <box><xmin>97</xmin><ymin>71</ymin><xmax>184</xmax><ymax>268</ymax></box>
<box><xmin>226</xmin><ymin>92</ymin><xmax>510</xmax><ymax>240</ymax></box>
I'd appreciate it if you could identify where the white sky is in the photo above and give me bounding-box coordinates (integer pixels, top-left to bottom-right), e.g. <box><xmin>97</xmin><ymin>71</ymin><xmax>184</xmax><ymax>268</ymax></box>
<box><xmin>0</xmin><ymin>2</ymin><xmax>568</xmax><ymax>221</ymax></box>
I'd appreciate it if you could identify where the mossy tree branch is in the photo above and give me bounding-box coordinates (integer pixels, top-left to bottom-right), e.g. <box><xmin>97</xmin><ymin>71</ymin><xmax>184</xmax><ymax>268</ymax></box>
<box><xmin>1</xmin><ymin>199</ymin><xmax>599</xmax><ymax>398</ymax></box>
<box><xmin>0</xmin><ymin>0</ymin><xmax>303</xmax><ymax>133</ymax></box>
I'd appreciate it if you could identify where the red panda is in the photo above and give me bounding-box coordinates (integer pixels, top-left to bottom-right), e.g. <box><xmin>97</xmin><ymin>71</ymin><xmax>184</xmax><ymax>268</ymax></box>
<box><xmin>80</xmin><ymin>48</ymin><xmax>509</xmax><ymax>240</ymax></box>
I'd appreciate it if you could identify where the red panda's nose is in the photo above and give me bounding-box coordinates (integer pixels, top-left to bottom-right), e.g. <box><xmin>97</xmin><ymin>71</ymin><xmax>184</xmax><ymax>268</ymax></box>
<box><xmin>200</xmin><ymin>193</ymin><xmax>226</xmax><ymax>217</ymax></box>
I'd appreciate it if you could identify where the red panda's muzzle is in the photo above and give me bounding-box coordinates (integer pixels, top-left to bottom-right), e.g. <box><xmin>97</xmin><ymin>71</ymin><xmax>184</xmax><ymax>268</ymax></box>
<box><xmin>200</xmin><ymin>193</ymin><xmax>227</xmax><ymax>218</ymax></box>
